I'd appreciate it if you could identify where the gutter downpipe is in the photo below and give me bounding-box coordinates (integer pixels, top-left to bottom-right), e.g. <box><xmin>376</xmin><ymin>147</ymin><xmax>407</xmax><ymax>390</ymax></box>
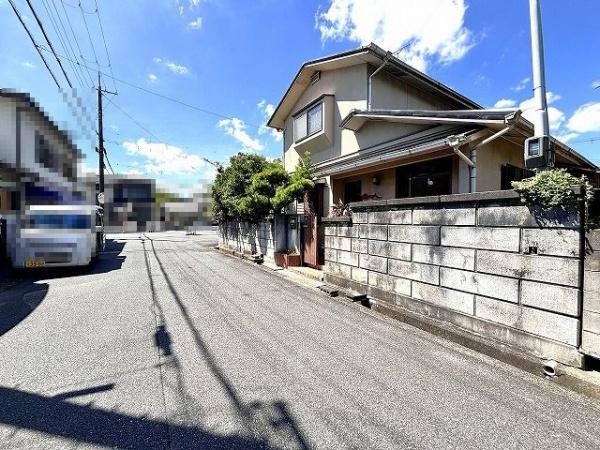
<box><xmin>368</xmin><ymin>52</ymin><xmax>393</xmax><ymax>110</ymax></box>
<box><xmin>468</xmin><ymin>111</ymin><xmax>521</xmax><ymax>192</ymax></box>
<box><xmin>446</xmin><ymin>134</ymin><xmax>476</xmax><ymax>192</ymax></box>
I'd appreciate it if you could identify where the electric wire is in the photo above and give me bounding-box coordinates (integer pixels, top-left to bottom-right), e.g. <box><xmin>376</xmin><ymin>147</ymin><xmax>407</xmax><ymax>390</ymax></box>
<box><xmin>8</xmin><ymin>0</ymin><xmax>61</xmax><ymax>89</ymax></box>
<box><xmin>38</xmin><ymin>47</ymin><xmax>263</xmax><ymax>128</ymax></box>
<box><xmin>60</xmin><ymin>0</ymin><xmax>96</xmax><ymax>87</ymax></box>
<box><xmin>48</xmin><ymin>0</ymin><xmax>91</xmax><ymax>91</ymax></box>
<box><xmin>78</xmin><ymin>0</ymin><xmax>101</xmax><ymax>78</ymax></box>
<box><xmin>40</xmin><ymin>0</ymin><xmax>85</xmax><ymax>91</ymax></box>
<box><xmin>25</xmin><ymin>0</ymin><xmax>73</xmax><ymax>88</ymax></box>
<box><xmin>94</xmin><ymin>0</ymin><xmax>118</xmax><ymax>93</ymax></box>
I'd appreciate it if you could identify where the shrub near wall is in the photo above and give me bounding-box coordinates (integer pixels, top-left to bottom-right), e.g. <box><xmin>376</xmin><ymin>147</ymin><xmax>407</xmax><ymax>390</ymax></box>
<box><xmin>323</xmin><ymin>190</ymin><xmax>585</xmax><ymax>366</ymax></box>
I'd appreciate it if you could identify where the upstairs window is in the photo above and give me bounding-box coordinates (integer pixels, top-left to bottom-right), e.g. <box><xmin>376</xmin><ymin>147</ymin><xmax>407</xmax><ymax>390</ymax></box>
<box><xmin>35</xmin><ymin>133</ymin><xmax>52</xmax><ymax>169</ymax></box>
<box><xmin>294</xmin><ymin>102</ymin><xmax>322</xmax><ymax>142</ymax></box>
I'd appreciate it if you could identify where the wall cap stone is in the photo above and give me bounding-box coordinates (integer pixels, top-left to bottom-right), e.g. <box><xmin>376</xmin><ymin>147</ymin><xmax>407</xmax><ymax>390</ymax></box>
<box><xmin>349</xmin><ymin>190</ymin><xmax>526</xmax><ymax>210</ymax></box>
<box><xmin>321</xmin><ymin>216</ymin><xmax>353</xmax><ymax>224</ymax></box>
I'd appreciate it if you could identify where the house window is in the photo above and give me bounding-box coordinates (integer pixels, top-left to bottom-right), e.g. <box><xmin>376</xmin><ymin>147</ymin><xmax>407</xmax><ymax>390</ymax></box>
<box><xmin>35</xmin><ymin>133</ymin><xmax>52</xmax><ymax>169</ymax></box>
<box><xmin>396</xmin><ymin>157</ymin><xmax>453</xmax><ymax>198</ymax></box>
<box><xmin>294</xmin><ymin>102</ymin><xmax>322</xmax><ymax>142</ymax></box>
<box><xmin>501</xmin><ymin>164</ymin><xmax>534</xmax><ymax>190</ymax></box>
<box><xmin>344</xmin><ymin>180</ymin><xmax>362</xmax><ymax>203</ymax></box>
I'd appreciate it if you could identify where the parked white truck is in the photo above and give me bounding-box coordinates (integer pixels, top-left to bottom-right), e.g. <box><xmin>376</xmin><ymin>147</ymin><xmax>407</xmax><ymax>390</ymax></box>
<box><xmin>8</xmin><ymin>204</ymin><xmax>104</xmax><ymax>268</ymax></box>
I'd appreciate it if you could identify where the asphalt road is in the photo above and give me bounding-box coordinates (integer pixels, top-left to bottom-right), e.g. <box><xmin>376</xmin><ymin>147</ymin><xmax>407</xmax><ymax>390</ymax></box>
<box><xmin>1</xmin><ymin>231</ymin><xmax>600</xmax><ymax>449</ymax></box>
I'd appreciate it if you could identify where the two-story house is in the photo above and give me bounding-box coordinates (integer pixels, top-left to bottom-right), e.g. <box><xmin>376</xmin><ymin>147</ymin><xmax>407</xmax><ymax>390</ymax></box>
<box><xmin>0</xmin><ymin>89</ymin><xmax>87</xmax><ymax>261</ymax></box>
<box><xmin>267</xmin><ymin>43</ymin><xmax>598</xmax><ymax>267</ymax></box>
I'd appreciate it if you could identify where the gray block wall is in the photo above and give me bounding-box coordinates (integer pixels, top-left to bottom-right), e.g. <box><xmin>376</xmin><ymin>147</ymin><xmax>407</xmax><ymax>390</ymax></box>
<box><xmin>323</xmin><ymin>192</ymin><xmax>585</xmax><ymax>365</ymax></box>
<box><xmin>219</xmin><ymin>219</ymin><xmax>283</xmax><ymax>259</ymax></box>
<box><xmin>582</xmin><ymin>230</ymin><xmax>600</xmax><ymax>359</ymax></box>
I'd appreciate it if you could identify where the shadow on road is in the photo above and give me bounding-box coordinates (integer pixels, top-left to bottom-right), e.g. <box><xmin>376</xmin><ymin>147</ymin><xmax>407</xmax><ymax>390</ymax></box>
<box><xmin>0</xmin><ymin>386</ymin><xmax>269</xmax><ymax>450</ymax></box>
<box><xmin>144</xmin><ymin>236</ymin><xmax>312</xmax><ymax>450</ymax></box>
<box><xmin>0</xmin><ymin>282</ymin><xmax>48</xmax><ymax>337</ymax></box>
<box><xmin>0</xmin><ymin>238</ymin><xmax>127</xmax><ymax>338</ymax></box>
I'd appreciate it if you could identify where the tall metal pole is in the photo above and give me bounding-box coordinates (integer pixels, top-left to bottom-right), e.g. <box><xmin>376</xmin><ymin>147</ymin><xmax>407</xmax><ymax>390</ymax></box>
<box><xmin>529</xmin><ymin>0</ymin><xmax>550</xmax><ymax>137</ymax></box>
<box><xmin>97</xmin><ymin>72</ymin><xmax>104</xmax><ymax>198</ymax></box>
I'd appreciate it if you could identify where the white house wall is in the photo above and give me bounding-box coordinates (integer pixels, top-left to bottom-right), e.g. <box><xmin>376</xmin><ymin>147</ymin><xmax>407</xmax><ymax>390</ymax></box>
<box><xmin>0</xmin><ymin>98</ymin><xmax>17</xmax><ymax>167</ymax></box>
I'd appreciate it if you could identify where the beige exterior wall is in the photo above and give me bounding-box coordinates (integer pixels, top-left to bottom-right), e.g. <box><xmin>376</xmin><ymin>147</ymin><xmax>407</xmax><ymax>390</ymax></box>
<box><xmin>283</xmin><ymin>64</ymin><xmax>368</xmax><ymax>171</ymax></box>
<box><xmin>283</xmin><ymin>64</ymin><xmax>469</xmax><ymax>174</ymax></box>
<box><xmin>370</xmin><ymin>70</ymin><xmax>457</xmax><ymax>111</ymax></box>
<box><xmin>475</xmin><ymin>138</ymin><xmax>525</xmax><ymax>192</ymax></box>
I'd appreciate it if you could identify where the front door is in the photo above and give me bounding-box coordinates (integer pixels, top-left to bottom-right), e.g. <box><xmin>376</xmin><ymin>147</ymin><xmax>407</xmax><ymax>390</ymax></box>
<box><xmin>302</xmin><ymin>185</ymin><xmax>324</xmax><ymax>268</ymax></box>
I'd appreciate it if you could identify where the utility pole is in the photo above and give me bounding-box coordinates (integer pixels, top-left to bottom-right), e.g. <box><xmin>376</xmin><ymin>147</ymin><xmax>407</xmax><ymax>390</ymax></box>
<box><xmin>524</xmin><ymin>0</ymin><xmax>554</xmax><ymax>170</ymax></box>
<box><xmin>97</xmin><ymin>72</ymin><xmax>104</xmax><ymax>198</ymax></box>
<box><xmin>96</xmin><ymin>72</ymin><xmax>116</xmax><ymax>203</ymax></box>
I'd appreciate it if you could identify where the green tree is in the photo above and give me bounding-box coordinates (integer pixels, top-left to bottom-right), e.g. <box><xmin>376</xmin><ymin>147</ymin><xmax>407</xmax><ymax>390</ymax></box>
<box><xmin>212</xmin><ymin>152</ymin><xmax>314</xmax><ymax>223</ymax></box>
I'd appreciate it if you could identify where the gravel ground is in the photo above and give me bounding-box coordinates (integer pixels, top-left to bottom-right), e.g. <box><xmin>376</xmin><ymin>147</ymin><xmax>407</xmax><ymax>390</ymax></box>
<box><xmin>0</xmin><ymin>231</ymin><xmax>599</xmax><ymax>450</ymax></box>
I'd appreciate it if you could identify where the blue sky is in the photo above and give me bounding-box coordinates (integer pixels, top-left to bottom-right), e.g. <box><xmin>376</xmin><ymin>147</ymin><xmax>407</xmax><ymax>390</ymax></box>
<box><xmin>1</xmin><ymin>0</ymin><xmax>599</xmax><ymax>195</ymax></box>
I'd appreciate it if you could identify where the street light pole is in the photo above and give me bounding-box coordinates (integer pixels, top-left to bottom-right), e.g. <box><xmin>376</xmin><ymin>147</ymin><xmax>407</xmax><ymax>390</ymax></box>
<box><xmin>524</xmin><ymin>0</ymin><xmax>554</xmax><ymax>170</ymax></box>
<box><xmin>529</xmin><ymin>0</ymin><xmax>550</xmax><ymax>137</ymax></box>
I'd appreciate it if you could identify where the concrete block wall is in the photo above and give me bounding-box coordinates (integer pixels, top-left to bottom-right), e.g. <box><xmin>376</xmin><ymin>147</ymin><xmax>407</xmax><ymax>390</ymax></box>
<box><xmin>582</xmin><ymin>229</ymin><xmax>600</xmax><ymax>358</ymax></box>
<box><xmin>323</xmin><ymin>191</ymin><xmax>585</xmax><ymax>365</ymax></box>
<box><xmin>219</xmin><ymin>220</ymin><xmax>281</xmax><ymax>259</ymax></box>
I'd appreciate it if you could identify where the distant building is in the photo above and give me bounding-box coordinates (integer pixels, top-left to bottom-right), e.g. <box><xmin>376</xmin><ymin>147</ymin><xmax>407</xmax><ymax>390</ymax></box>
<box><xmin>161</xmin><ymin>188</ymin><xmax>213</xmax><ymax>230</ymax></box>
<box><xmin>84</xmin><ymin>174</ymin><xmax>157</xmax><ymax>232</ymax></box>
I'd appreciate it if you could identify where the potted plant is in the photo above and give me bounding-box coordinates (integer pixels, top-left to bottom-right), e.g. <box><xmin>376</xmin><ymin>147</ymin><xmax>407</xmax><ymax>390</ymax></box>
<box><xmin>274</xmin><ymin>249</ymin><xmax>302</xmax><ymax>268</ymax></box>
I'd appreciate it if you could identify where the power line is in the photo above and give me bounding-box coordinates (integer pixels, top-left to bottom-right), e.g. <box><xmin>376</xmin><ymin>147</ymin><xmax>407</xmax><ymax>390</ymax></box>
<box><xmin>571</xmin><ymin>136</ymin><xmax>600</xmax><ymax>144</ymax></box>
<box><xmin>48</xmin><ymin>0</ymin><xmax>91</xmax><ymax>91</ymax></box>
<box><xmin>37</xmin><ymin>47</ymin><xmax>263</xmax><ymax>128</ymax></box>
<box><xmin>105</xmin><ymin>96</ymin><xmax>162</xmax><ymax>141</ymax></box>
<box><xmin>103</xmin><ymin>147</ymin><xmax>115</xmax><ymax>174</ymax></box>
<box><xmin>78</xmin><ymin>0</ymin><xmax>101</xmax><ymax>77</ymax></box>
<box><xmin>25</xmin><ymin>0</ymin><xmax>73</xmax><ymax>88</ymax></box>
<box><xmin>60</xmin><ymin>0</ymin><xmax>95</xmax><ymax>87</ymax></box>
<box><xmin>8</xmin><ymin>0</ymin><xmax>61</xmax><ymax>89</ymax></box>
<box><xmin>40</xmin><ymin>0</ymin><xmax>86</xmax><ymax>92</ymax></box>
<box><xmin>94</xmin><ymin>0</ymin><xmax>118</xmax><ymax>93</ymax></box>
<box><xmin>104</xmin><ymin>97</ymin><xmax>222</xmax><ymax>171</ymax></box>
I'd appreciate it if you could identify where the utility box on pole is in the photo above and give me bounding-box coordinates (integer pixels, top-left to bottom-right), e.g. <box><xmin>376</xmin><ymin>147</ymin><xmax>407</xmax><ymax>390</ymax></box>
<box><xmin>525</xmin><ymin>0</ymin><xmax>554</xmax><ymax>171</ymax></box>
<box><xmin>524</xmin><ymin>135</ymin><xmax>553</xmax><ymax>169</ymax></box>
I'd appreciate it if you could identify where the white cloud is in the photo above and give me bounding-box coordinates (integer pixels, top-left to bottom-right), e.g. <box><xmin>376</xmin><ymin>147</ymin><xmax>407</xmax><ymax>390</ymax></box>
<box><xmin>123</xmin><ymin>138</ymin><xmax>207</xmax><ymax>175</ymax></box>
<box><xmin>175</xmin><ymin>0</ymin><xmax>201</xmax><ymax>14</ymax></box>
<box><xmin>592</xmin><ymin>80</ymin><xmax>600</xmax><ymax>90</ymax></box>
<box><xmin>188</xmin><ymin>16</ymin><xmax>203</xmax><ymax>29</ymax></box>
<box><xmin>22</xmin><ymin>61</ymin><xmax>35</xmax><ymax>69</ymax></box>
<box><xmin>218</xmin><ymin>118</ymin><xmax>264</xmax><ymax>151</ymax></box>
<box><xmin>567</xmin><ymin>102</ymin><xmax>600</xmax><ymax>134</ymax></box>
<box><xmin>165</xmin><ymin>62</ymin><xmax>189</xmax><ymax>75</ymax></box>
<box><xmin>493</xmin><ymin>99</ymin><xmax>517</xmax><ymax>109</ymax></box>
<box><xmin>518</xmin><ymin>92</ymin><xmax>564</xmax><ymax>132</ymax></box>
<box><xmin>147</xmin><ymin>73</ymin><xmax>158</xmax><ymax>82</ymax></box>
<box><xmin>555</xmin><ymin>132</ymin><xmax>579</xmax><ymax>144</ymax></box>
<box><xmin>511</xmin><ymin>77</ymin><xmax>530</xmax><ymax>92</ymax></box>
<box><xmin>316</xmin><ymin>0</ymin><xmax>475</xmax><ymax>72</ymax></box>
<box><xmin>257</xmin><ymin>99</ymin><xmax>283</xmax><ymax>142</ymax></box>
<box><xmin>153</xmin><ymin>57</ymin><xmax>189</xmax><ymax>75</ymax></box>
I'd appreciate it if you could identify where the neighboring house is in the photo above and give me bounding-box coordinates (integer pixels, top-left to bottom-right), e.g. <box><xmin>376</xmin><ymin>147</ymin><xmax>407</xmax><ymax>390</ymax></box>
<box><xmin>161</xmin><ymin>190</ymin><xmax>213</xmax><ymax>231</ymax></box>
<box><xmin>0</xmin><ymin>90</ymin><xmax>87</xmax><ymax>263</ymax></box>
<box><xmin>267</xmin><ymin>43</ymin><xmax>598</xmax><ymax>267</ymax></box>
<box><xmin>83</xmin><ymin>174</ymin><xmax>157</xmax><ymax>232</ymax></box>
